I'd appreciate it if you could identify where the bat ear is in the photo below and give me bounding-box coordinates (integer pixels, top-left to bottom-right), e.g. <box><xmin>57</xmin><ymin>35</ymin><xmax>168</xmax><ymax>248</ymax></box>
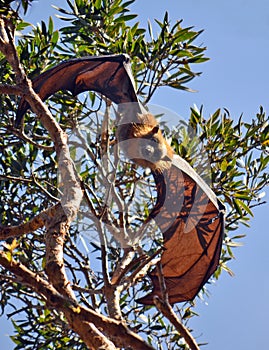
<box><xmin>151</xmin><ymin>125</ymin><xmax>159</xmax><ymax>134</ymax></box>
<box><xmin>132</xmin><ymin>124</ymin><xmax>159</xmax><ymax>138</ymax></box>
<box><xmin>131</xmin><ymin>123</ymin><xmax>140</xmax><ymax>138</ymax></box>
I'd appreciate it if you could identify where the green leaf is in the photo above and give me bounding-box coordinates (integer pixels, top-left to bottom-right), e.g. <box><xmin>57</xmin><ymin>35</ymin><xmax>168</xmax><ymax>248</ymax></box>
<box><xmin>51</xmin><ymin>30</ymin><xmax>59</xmax><ymax>45</ymax></box>
<box><xmin>148</xmin><ymin>20</ymin><xmax>153</xmax><ymax>40</ymax></box>
<box><xmin>114</xmin><ymin>14</ymin><xmax>137</xmax><ymax>23</ymax></box>
<box><xmin>220</xmin><ymin>159</ymin><xmax>228</xmax><ymax>172</ymax></box>
<box><xmin>48</xmin><ymin>16</ymin><xmax>54</xmax><ymax>35</ymax></box>
<box><xmin>121</xmin><ymin>0</ymin><xmax>136</xmax><ymax>9</ymax></box>
<box><xmin>150</xmin><ymin>325</ymin><xmax>165</xmax><ymax>331</ymax></box>
<box><xmin>16</xmin><ymin>21</ymin><xmax>32</xmax><ymax>31</ymax></box>
<box><xmin>95</xmin><ymin>0</ymin><xmax>102</xmax><ymax>9</ymax></box>
<box><xmin>237</xmin><ymin>199</ymin><xmax>254</xmax><ymax>217</ymax></box>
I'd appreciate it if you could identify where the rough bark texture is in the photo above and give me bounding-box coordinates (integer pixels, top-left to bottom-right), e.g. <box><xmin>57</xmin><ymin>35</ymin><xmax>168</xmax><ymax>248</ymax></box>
<box><xmin>0</xmin><ymin>204</ymin><xmax>61</xmax><ymax>240</ymax></box>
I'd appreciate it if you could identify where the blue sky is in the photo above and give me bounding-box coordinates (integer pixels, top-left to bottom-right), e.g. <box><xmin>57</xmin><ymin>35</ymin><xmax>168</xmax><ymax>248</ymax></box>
<box><xmin>1</xmin><ymin>1</ymin><xmax>269</xmax><ymax>349</ymax></box>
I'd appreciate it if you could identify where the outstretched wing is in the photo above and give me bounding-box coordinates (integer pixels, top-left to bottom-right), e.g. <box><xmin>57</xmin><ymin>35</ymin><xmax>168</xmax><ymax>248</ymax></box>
<box><xmin>15</xmin><ymin>54</ymin><xmax>139</xmax><ymax>126</ymax></box>
<box><xmin>137</xmin><ymin>155</ymin><xmax>225</xmax><ymax>304</ymax></box>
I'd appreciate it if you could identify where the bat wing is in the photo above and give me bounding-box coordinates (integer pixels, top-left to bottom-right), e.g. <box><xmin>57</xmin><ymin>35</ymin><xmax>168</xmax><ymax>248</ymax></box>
<box><xmin>15</xmin><ymin>54</ymin><xmax>139</xmax><ymax>126</ymax></box>
<box><xmin>137</xmin><ymin>155</ymin><xmax>225</xmax><ymax>304</ymax></box>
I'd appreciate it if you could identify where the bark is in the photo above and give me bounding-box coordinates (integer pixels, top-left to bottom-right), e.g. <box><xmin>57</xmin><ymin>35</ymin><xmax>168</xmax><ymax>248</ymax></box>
<box><xmin>0</xmin><ymin>204</ymin><xmax>61</xmax><ymax>240</ymax></box>
<box><xmin>0</xmin><ymin>251</ymin><xmax>155</xmax><ymax>350</ymax></box>
<box><xmin>153</xmin><ymin>263</ymin><xmax>200</xmax><ymax>350</ymax></box>
<box><xmin>154</xmin><ymin>297</ymin><xmax>200</xmax><ymax>350</ymax></box>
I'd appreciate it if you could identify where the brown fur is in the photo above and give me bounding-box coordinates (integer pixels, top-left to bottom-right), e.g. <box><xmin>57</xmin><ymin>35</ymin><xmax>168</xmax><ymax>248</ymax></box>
<box><xmin>117</xmin><ymin>113</ymin><xmax>174</xmax><ymax>173</ymax></box>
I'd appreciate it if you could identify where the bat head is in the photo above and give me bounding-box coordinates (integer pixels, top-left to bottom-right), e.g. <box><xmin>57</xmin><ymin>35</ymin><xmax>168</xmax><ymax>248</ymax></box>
<box><xmin>117</xmin><ymin>113</ymin><xmax>174</xmax><ymax>173</ymax></box>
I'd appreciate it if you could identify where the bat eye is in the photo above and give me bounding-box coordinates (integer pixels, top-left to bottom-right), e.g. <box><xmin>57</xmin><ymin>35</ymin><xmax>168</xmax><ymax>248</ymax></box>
<box><xmin>141</xmin><ymin>145</ymin><xmax>155</xmax><ymax>158</ymax></box>
<box><xmin>150</xmin><ymin>136</ymin><xmax>159</xmax><ymax>144</ymax></box>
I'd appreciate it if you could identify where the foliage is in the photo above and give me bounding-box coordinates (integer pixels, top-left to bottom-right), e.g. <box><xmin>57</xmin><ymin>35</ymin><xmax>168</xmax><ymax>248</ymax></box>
<box><xmin>0</xmin><ymin>0</ymin><xmax>268</xmax><ymax>349</ymax></box>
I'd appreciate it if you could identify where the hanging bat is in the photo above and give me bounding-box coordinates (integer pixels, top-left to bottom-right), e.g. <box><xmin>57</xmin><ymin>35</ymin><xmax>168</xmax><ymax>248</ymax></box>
<box><xmin>16</xmin><ymin>54</ymin><xmax>225</xmax><ymax>304</ymax></box>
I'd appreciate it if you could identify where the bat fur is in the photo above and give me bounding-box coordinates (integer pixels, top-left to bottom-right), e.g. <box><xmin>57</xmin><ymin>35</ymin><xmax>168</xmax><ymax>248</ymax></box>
<box><xmin>117</xmin><ymin>112</ymin><xmax>174</xmax><ymax>173</ymax></box>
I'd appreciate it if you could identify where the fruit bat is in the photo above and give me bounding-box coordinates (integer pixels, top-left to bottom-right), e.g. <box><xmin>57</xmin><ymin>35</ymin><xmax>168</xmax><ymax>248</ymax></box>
<box><xmin>16</xmin><ymin>54</ymin><xmax>225</xmax><ymax>304</ymax></box>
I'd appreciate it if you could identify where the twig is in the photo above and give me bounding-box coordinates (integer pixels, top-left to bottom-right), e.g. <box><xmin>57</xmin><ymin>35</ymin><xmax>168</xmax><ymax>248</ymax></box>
<box><xmin>32</xmin><ymin>172</ymin><xmax>59</xmax><ymax>201</ymax></box>
<box><xmin>0</xmin><ymin>174</ymin><xmax>32</xmax><ymax>184</ymax></box>
<box><xmin>11</xmin><ymin>126</ymin><xmax>54</xmax><ymax>151</ymax></box>
<box><xmin>72</xmin><ymin>284</ymin><xmax>103</xmax><ymax>295</ymax></box>
<box><xmin>96</xmin><ymin>219</ymin><xmax>123</xmax><ymax>320</ymax></box>
<box><xmin>154</xmin><ymin>263</ymin><xmax>200</xmax><ymax>350</ymax></box>
<box><xmin>124</xmin><ymin>248</ymin><xmax>163</xmax><ymax>286</ymax></box>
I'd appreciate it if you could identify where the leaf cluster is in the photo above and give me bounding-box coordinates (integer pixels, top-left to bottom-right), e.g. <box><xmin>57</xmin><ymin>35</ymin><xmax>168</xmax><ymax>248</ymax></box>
<box><xmin>187</xmin><ymin>106</ymin><xmax>268</xmax><ymax>272</ymax></box>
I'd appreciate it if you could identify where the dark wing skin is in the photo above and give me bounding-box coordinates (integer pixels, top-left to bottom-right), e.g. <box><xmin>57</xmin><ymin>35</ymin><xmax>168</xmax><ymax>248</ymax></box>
<box><xmin>137</xmin><ymin>155</ymin><xmax>225</xmax><ymax>304</ymax></box>
<box><xmin>15</xmin><ymin>54</ymin><xmax>139</xmax><ymax>126</ymax></box>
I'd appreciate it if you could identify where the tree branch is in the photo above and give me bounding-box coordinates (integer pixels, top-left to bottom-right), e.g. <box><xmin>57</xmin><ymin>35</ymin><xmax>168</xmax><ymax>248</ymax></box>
<box><xmin>0</xmin><ymin>17</ymin><xmax>83</xmax><ymax>303</ymax></box>
<box><xmin>154</xmin><ymin>297</ymin><xmax>200</xmax><ymax>350</ymax></box>
<box><xmin>123</xmin><ymin>248</ymin><xmax>162</xmax><ymax>287</ymax></box>
<box><xmin>0</xmin><ymin>83</ymin><xmax>23</xmax><ymax>95</ymax></box>
<box><xmin>10</xmin><ymin>126</ymin><xmax>54</xmax><ymax>151</ymax></box>
<box><xmin>0</xmin><ymin>251</ymin><xmax>155</xmax><ymax>350</ymax></box>
<box><xmin>111</xmin><ymin>247</ymin><xmax>135</xmax><ymax>284</ymax></box>
<box><xmin>154</xmin><ymin>263</ymin><xmax>200</xmax><ymax>350</ymax></box>
<box><xmin>0</xmin><ymin>203</ymin><xmax>61</xmax><ymax>240</ymax></box>
<box><xmin>43</xmin><ymin>209</ymin><xmax>77</xmax><ymax>301</ymax></box>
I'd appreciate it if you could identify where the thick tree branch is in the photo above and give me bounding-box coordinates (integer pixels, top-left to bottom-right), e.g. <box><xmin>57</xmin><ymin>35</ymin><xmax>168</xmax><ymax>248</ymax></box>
<box><xmin>81</xmin><ymin>323</ymin><xmax>117</xmax><ymax>350</ymax></box>
<box><xmin>0</xmin><ymin>251</ymin><xmax>155</xmax><ymax>350</ymax></box>
<box><xmin>0</xmin><ymin>17</ymin><xmax>82</xmax><ymax>303</ymax></box>
<box><xmin>0</xmin><ymin>18</ymin><xmax>24</xmax><ymax>83</ymax></box>
<box><xmin>43</xmin><ymin>210</ymin><xmax>77</xmax><ymax>301</ymax></box>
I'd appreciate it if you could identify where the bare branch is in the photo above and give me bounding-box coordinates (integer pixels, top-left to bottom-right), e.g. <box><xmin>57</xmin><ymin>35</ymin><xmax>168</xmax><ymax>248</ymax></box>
<box><xmin>0</xmin><ymin>203</ymin><xmax>61</xmax><ymax>240</ymax></box>
<box><xmin>96</xmin><ymin>219</ymin><xmax>123</xmax><ymax>320</ymax></box>
<box><xmin>32</xmin><ymin>173</ymin><xmax>59</xmax><ymax>201</ymax></box>
<box><xmin>154</xmin><ymin>296</ymin><xmax>200</xmax><ymax>350</ymax></box>
<box><xmin>0</xmin><ymin>83</ymin><xmax>23</xmax><ymax>95</ymax></box>
<box><xmin>154</xmin><ymin>263</ymin><xmax>200</xmax><ymax>350</ymax></box>
<box><xmin>0</xmin><ymin>174</ymin><xmax>32</xmax><ymax>184</ymax></box>
<box><xmin>111</xmin><ymin>247</ymin><xmax>135</xmax><ymax>285</ymax></box>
